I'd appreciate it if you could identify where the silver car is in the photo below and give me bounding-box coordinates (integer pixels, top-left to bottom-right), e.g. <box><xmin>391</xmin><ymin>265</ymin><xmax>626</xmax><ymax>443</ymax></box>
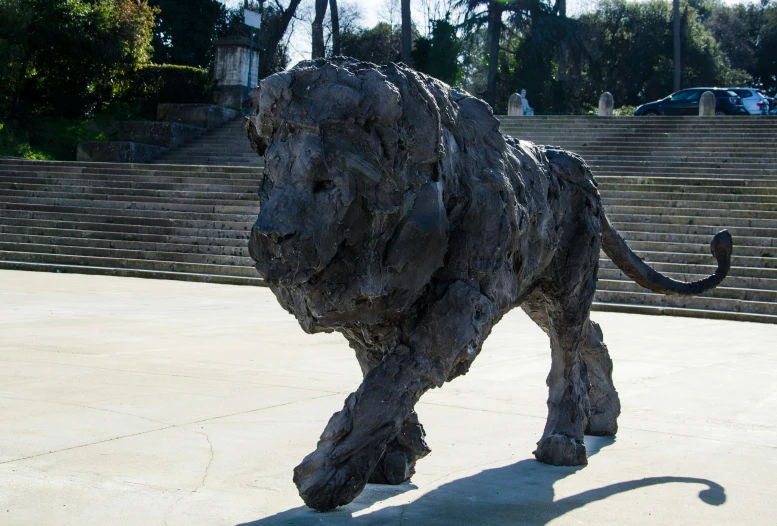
<box><xmin>728</xmin><ymin>87</ymin><xmax>770</xmax><ymax>115</ymax></box>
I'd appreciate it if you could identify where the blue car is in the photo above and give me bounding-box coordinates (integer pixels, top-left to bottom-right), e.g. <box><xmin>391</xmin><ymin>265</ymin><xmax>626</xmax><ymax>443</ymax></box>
<box><xmin>634</xmin><ymin>88</ymin><xmax>748</xmax><ymax>116</ymax></box>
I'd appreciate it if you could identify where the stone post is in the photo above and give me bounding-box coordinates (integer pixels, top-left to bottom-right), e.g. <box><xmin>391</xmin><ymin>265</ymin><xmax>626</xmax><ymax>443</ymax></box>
<box><xmin>598</xmin><ymin>92</ymin><xmax>614</xmax><ymax>116</ymax></box>
<box><xmin>508</xmin><ymin>93</ymin><xmax>524</xmax><ymax>116</ymax></box>
<box><xmin>700</xmin><ymin>91</ymin><xmax>715</xmax><ymax>116</ymax></box>
<box><xmin>212</xmin><ymin>36</ymin><xmax>260</xmax><ymax>109</ymax></box>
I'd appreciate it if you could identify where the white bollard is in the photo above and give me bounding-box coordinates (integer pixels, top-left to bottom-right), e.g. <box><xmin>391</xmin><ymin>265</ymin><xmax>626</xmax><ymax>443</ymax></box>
<box><xmin>508</xmin><ymin>93</ymin><xmax>524</xmax><ymax>116</ymax></box>
<box><xmin>598</xmin><ymin>92</ymin><xmax>614</xmax><ymax>116</ymax></box>
<box><xmin>700</xmin><ymin>91</ymin><xmax>715</xmax><ymax>116</ymax></box>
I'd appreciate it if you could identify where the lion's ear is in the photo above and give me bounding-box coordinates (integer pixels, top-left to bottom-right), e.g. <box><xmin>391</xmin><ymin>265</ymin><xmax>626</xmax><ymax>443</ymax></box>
<box><xmin>384</xmin><ymin>182</ymin><xmax>449</xmax><ymax>291</ymax></box>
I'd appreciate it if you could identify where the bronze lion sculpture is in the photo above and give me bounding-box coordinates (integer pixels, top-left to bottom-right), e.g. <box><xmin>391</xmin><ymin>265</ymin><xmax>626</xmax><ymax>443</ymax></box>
<box><xmin>245</xmin><ymin>58</ymin><xmax>732</xmax><ymax>511</ymax></box>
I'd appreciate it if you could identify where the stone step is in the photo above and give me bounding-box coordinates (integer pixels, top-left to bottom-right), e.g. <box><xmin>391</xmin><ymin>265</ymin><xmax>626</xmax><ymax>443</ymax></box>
<box><xmin>0</xmin><ymin>185</ymin><xmax>257</xmax><ymax>203</ymax></box>
<box><xmin>608</xmin><ymin>212</ymin><xmax>777</xmax><ymax>230</ymax></box>
<box><xmin>0</xmin><ymin>224</ymin><xmax>249</xmax><ymax>247</ymax></box>
<box><xmin>605</xmin><ymin>204</ymin><xmax>777</xmax><ymax>220</ymax></box>
<box><xmin>0</xmin><ymin>216</ymin><xmax>251</xmax><ymax>239</ymax></box>
<box><xmin>0</xmin><ymin>233</ymin><xmax>251</xmax><ymax>257</ymax></box>
<box><xmin>602</xmin><ymin>193</ymin><xmax>777</xmax><ymax>206</ymax></box>
<box><xmin>0</xmin><ymin>241</ymin><xmax>253</xmax><ymax>267</ymax></box>
<box><xmin>0</xmin><ymin>194</ymin><xmax>256</xmax><ymax>215</ymax></box>
<box><xmin>0</xmin><ymin>260</ymin><xmax>264</xmax><ymax>287</ymax></box>
<box><xmin>0</xmin><ymin>159</ymin><xmax>261</xmax><ymax>175</ymax></box>
<box><xmin>590</xmin><ymin>165</ymin><xmax>777</xmax><ymax>176</ymax></box>
<box><xmin>600</xmin><ymin>182</ymin><xmax>777</xmax><ymax>194</ymax></box>
<box><xmin>598</xmin><ymin>176</ymin><xmax>777</xmax><ymax>187</ymax></box>
<box><xmin>592</xmin><ymin>289</ymin><xmax>777</xmax><ymax>318</ymax></box>
<box><xmin>0</xmin><ymin>177</ymin><xmax>258</xmax><ymax>193</ymax></box>
<box><xmin>605</xmin><ymin>220</ymin><xmax>777</xmax><ymax>238</ymax></box>
<box><xmin>590</xmin><ymin>301</ymin><xmax>777</xmax><ymax>324</ymax></box>
<box><xmin>0</xmin><ymin>205</ymin><xmax>255</xmax><ymax>231</ymax></box>
<box><xmin>0</xmin><ymin>249</ymin><xmax>257</xmax><ymax>277</ymax></box>
<box><xmin>0</xmin><ymin>171</ymin><xmax>261</xmax><ymax>187</ymax></box>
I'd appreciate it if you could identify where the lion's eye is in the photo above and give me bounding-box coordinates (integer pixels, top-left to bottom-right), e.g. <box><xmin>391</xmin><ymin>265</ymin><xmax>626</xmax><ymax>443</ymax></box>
<box><xmin>312</xmin><ymin>179</ymin><xmax>335</xmax><ymax>193</ymax></box>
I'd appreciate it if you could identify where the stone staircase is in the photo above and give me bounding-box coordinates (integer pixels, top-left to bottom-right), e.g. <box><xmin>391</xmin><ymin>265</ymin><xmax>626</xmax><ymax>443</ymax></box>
<box><xmin>0</xmin><ymin>159</ymin><xmax>263</xmax><ymax>285</ymax></box>
<box><xmin>499</xmin><ymin>116</ymin><xmax>777</xmax><ymax>323</ymax></box>
<box><xmin>0</xmin><ymin>115</ymin><xmax>775</xmax><ymax>323</ymax></box>
<box><xmin>152</xmin><ymin>118</ymin><xmax>263</xmax><ymax>167</ymax></box>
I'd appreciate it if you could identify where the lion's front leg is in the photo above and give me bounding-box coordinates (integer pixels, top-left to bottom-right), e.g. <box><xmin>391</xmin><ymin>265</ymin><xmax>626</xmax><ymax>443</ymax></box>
<box><xmin>293</xmin><ymin>349</ymin><xmax>438</xmax><ymax>511</ymax></box>
<box><xmin>293</xmin><ymin>281</ymin><xmax>497</xmax><ymax>511</ymax></box>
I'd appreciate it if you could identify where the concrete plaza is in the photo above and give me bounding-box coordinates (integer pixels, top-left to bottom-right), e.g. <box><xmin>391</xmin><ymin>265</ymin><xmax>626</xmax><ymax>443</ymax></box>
<box><xmin>1</xmin><ymin>270</ymin><xmax>775</xmax><ymax>525</ymax></box>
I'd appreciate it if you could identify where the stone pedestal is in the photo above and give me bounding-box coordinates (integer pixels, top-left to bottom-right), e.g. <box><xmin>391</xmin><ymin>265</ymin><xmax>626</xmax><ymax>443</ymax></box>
<box><xmin>508</xmin><ymin>93</ymin><xmax>523</xmax><ymax>116</ymax></box>
<box><xmin>700</xmin><ymin>91</ymin><xmax>715</xmax><ymax>116</ymax></box>
<box><xmin>598</xmin><ymin>92</ymin><xmax>614</xmax><ymax>116</ymax></box>
<box><xmin>213</xmin><ymin>37</ymin><xmax>260</xmax><ymax>110</ymax></box>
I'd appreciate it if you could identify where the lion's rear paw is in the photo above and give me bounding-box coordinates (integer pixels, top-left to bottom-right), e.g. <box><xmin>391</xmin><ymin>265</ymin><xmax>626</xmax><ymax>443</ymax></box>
<box><xmin>533</xmin><ymin>434</ymin><xmax>588</xmax><ymax>466</ymax></box>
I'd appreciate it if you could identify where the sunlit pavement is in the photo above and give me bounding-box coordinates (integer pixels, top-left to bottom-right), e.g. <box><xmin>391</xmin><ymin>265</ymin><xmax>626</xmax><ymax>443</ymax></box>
<box><xmin>1</xmin><ymin>269</ymin><xmax>775</xmax><ymax>525</ymax></box>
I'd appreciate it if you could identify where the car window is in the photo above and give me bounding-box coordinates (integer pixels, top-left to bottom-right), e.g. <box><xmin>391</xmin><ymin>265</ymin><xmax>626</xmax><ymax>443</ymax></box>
<box><xmin>670</xmin><ymin>91</ymin><xmax>692</xmax><ymax>101</ymax></box>
<box><xmin>686</xmin><ymin>91</ymin><xmax>701</xmax><ymax>101</ymax></box>
<box><xmin>733</xmin><ymin>89</ymin><xmax>752</xmax><ymax>98</ymax></box>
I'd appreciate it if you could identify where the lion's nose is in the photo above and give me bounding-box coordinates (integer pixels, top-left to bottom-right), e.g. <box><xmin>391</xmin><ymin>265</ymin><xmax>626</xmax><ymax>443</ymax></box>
<box><xmin>252</xmin><ymin>215</ymin><xmax>295</xmax><ymax>243</ymax></box>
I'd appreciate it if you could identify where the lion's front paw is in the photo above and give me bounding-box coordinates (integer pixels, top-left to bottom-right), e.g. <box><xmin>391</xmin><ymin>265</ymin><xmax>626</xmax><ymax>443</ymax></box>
<box><xmin>533</xmin><ymin>434</ymin><xmax>588</xmax><ymax>466</ymax></box>
<box><xmin>293</xmin><ymin>450</ymin><xmax>370</xmax><ymax>512</ymax></box>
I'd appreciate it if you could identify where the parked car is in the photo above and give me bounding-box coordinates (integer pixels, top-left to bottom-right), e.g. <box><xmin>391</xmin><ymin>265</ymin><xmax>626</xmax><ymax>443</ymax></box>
<box><xmin>634</xmin><ymin>88</ymin><xmax>748</xmax><ymax>116</ymax></box>
<box><xmin>727</xmin><ymin>87</ymin><xmax>770</xmax><ymax>115</ymax></box>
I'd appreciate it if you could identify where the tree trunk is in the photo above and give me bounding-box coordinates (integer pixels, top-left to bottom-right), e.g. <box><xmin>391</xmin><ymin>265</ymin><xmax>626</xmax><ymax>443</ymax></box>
<box><xmin>258</xmin><ymin>0</ymin><xmax>303</xmax><ymax>79</ymax></box>
<box><xmin>558</xmin><ymin>0</ymin><xmax>567</xmax><ymax>84</ymax></box>
<box><xmin>312</xmin><ymin>0</ymin><xmax>328</xmax><ymax>59</ymax></box>
<box><xmin>330</xmin><ymin>0</ymin><xmax>340</xmax><ymax>56</ymax></box>
<box><xmin>673</xmin><ymin>0</ymin><xmax>681</xmax><ymax>91</ymax></box>
<box><xmin>401</xmin><ymin>0</ymin><xmax>412</xmax><ymax>65</ymax></box>
<box><xmin>486</xmin><ymin>1</ymin><xmax>502</xmax><ymax>110</ymax></box>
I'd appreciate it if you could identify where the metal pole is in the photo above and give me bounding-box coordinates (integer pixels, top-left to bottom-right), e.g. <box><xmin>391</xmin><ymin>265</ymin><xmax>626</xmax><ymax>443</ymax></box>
<box><xmin>246</xmin><ymin>28</ymin><xmax>254</xmax><ymax>113</ymax></box>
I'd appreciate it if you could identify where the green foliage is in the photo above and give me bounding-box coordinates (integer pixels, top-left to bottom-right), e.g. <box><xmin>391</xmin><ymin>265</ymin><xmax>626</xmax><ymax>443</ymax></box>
<box><xmin>0</xmin><ymin>0</ymin><xmax>156</xmax><ymax>119</ymax></box>
<box><xmin>148</xmin><ymin>0</ymin><xmax>226</xmax><ymax>68</ymax></box>
<box><xmin>412</xmin><ymin>17</ymin><xmax>464</xmax><ymax>86</ymax></box>
<box><xmin>120</xmin><ymin>64</ymin><xmax>213</xmax><ymax>117</ymax></box>
<box><xmin>613</xmin><ymin>104</ymin><xmax>637</xmax><ymax>116</ymax></box>
<box><xmin>577</xmin><ymin>0</ymin><xmax>748</xmax><ymax>108</ymax></box>
<box><xmin>341</xmin><ymin>23</ymin><xmax>403</xmax><ymax>65</ymax></box>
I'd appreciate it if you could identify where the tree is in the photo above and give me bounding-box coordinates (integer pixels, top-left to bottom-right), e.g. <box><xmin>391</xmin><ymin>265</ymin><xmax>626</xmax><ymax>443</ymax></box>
<box><xmin>2</xmin><ymin>0</ymin><xmax>156</xmax><ymax>119</ymax></box>
<box><xmin>402</xmin><ymin>0</ymin><xmax>413</xmax><ymax>64</ymax></box>
<box><xmin>340</xmin><ymin>22</ymin><xmax>403</xmax><ymax>65</ymax></box>
<box><xmin>578</xmin><ymin>0</ymin><xmax>748</xmax><ymax>107</ymax></box>
<box><xmin>148</xmin><ymin>0</ymin><xmax>225</xmax><ymax>69</ymax></box>
<box><xmin>411</xmin><ymin>16</ymin><xmax>463</xmax><ymax>85</ymax></box>
<box><xmin>674</xmin><ymin>0</ymin><xmax>681</xmax><ymax>90</ymax></box>
<box><xmin>313</xmin><ymin>0</ymin><xmax>328</xmax><ymax>59</ymax></box>
<box><xmin>330</xmin><ymin>0</ymin><xmax>341</xmax><ymax>56</ymax></box>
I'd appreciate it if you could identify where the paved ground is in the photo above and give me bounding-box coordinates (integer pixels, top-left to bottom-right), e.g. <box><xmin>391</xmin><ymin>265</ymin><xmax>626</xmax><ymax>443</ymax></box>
<box><xmin>1</xmin><ymin>270</ymin><xmax>775</xmax><ymax>525</ymax></box>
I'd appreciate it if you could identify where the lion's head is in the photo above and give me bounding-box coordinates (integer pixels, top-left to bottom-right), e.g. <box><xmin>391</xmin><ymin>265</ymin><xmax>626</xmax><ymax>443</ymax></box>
<box><xmin>246</xmin><ymin>59</ymin><xmax>464</xmax><ymax>331</ymax></box>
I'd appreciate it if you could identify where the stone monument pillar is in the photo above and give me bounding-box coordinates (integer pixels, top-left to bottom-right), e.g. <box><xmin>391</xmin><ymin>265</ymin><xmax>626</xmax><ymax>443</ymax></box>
<box><xmin>212</xmin><ymin>36</ymin><xmax>259</xmax><ymax>110</ymax></box>
<box><xmin>699</xmin><ymin>91</ymin><xmax>715</xmax><ymax>116</ymax></box>
<box><xmin>598</xmin><ymin>92</ymin><xmax>614</xmax><ymax>116</ymax></box>
<box><xmin>508</xmin><ymin>93</ymin><xmax>524</xmax><ymax>116</ymax></box>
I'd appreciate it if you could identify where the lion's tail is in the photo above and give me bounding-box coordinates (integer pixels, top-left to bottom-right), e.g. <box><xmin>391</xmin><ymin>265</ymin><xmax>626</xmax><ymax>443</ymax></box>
<box><xmin>600</xmin><ymin>212</ymin><xmax>732</xmax><ymax>296</ymax></box>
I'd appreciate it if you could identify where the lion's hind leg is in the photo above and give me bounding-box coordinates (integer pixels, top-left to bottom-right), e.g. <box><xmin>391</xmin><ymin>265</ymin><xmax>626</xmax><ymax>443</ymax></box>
<box><xmin>583</xmin><ymin>320</ymin><xmax>620</xmax><ymax>436</ymax></box>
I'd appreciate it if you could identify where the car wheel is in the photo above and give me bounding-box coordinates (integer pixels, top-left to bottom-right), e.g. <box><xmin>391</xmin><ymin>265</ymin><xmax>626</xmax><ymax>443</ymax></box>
<box><xmin>714</xmin><ymin>109</ymin><xmax>728</xmax><ymax>116</ymax></box>
<box><xmin>644</xmin><ymin>110</ymin><xmax>659</xmax><ymax>116</ymax></box>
